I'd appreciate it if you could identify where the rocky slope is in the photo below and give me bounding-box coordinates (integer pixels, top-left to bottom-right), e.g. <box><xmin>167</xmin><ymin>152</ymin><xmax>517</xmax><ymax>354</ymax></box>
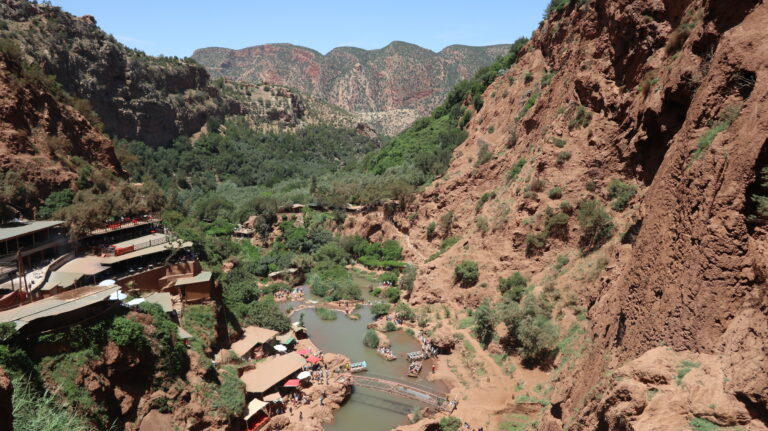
<box><xmin>192</xmin><ymin>42</ymin><xmax>511</xmax><ymax>134</ymax></box>
<box><xmin>0</xmin><ymin>40</ymin><xmax>123</xmax><ymax>217</ymax></box>
<box><xmin>0</xmin><ymin>0</ymin><xmax>241</xmax><ymax>147</ymax></box>
<box><xmin>0</xmin><ymin>368</ymin><xmax>10</xmax><ymax>431</ymax></box>
<box><xmin>346</xmin><ymin>0</ymin><xmax>768</xmax><ymax>429</ymax></box>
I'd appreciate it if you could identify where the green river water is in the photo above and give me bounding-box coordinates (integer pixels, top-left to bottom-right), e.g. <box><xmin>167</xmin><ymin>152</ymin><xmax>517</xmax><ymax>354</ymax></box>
<box><xmin>281</xmin><ymin>287</ymin><xmax>446</xmax><ymax>431</ymax></box>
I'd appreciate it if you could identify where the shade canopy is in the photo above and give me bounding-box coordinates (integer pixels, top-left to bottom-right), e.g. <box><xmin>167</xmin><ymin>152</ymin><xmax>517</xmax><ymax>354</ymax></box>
<box><xmin>306</xmin><ymin>356</ymin><xmax>321</xmax><ymax>364</ymax></box>
<box><xmin>244</xmin><ymin>399</ymin><xmax>268</xmax><ymax>421</ymax></box>
<box><xmin>283</xmin><ymin>379</ymin><xmax>301</xmax><ymax>387</ymax></box>
<box><xmin>273</xmin><ymin>344</ymin><xmax>287</xmax><ymax>352</ymax></box>
<box><xmin>99</xmin><ymin>279</ymin><xmax>116</xmax><ymax>286</ymax></box>
<box><xmin>126</xmin><ymin>298</ymin><xmax>145</xmax><ymax>306</ymax></box>
<box><xmin>297</xmin><ymin>349</ymin><xmax>310</xmax><ymax>356</ymax></box>
<box><xmin>264</xmin><ymin>393</ymin><xmax>282</xmax><ymax>403</ymax></box>
<box><xmin>109</xmin><ymin>290</ymin><xmax>127</xmax><ymax>300</ymax></box>
<box><xmin>297</xmin><ymin>371</ymin><xmax>311</xmax><ymax>380</ymax></box>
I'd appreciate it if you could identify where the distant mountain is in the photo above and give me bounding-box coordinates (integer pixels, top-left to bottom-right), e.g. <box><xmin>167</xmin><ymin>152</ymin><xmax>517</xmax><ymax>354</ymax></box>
<box><xmin>192</xmin><ymin>42</ymin><xmax>511</xmax><ymax>134</ymax></box>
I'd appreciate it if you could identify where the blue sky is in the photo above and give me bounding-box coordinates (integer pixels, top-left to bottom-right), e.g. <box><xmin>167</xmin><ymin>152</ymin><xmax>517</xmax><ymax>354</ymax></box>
<box><xmin>50</xmin><ymin>0</ymin><xmax>549</xmax><ymax>57</ymax></box>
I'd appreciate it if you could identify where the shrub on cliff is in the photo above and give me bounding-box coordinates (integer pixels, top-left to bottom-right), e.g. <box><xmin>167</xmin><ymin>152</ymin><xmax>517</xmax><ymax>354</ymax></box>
<box><xmin>606</xmin><ymin>179</ymin><xmax>637</xmax><ymax>211</ymax></box>
<box><xmin>454</xmin><ymin>260</ymin><xmax>479</xmax><ymax>287</ymax></box>
<box><xmin>439</xmin><ymin>416</ymin><xmax>462</xmax><ymax>431</ymax></box>
<box><xmin>473</xmin><ymin>299</ymin><xmax>496</xmax><ymax>349</ymax></box>
<box><xmin>500</xmin><ymin>295</ymin><xmax>559</xmax><ymax>365</ymax></box>
<box><xmin>107</xmin><ymin>317</ymin><xmax>148</xmax><ymax>351</ymax></box>
<box><xmin>363</xmin><ymin>329</ymin><xmax>380</xmax><ymax>348</ymax></box>
<box><xmin>576</xmin><ymin>199</ymin><xmax>614</xmax><ymax>253</ymax></box>
<box><xmin>498</xmin><ymin>272</ymin><xmax>527</xmax><ymax>301</ymax></box>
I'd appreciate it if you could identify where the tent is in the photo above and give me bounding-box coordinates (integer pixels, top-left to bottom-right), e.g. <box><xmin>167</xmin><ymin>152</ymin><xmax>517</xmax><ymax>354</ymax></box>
<box><xmin>283</xmin><ymin>379</ymin><xmax>301</xmax><ymax>388</ymax></box>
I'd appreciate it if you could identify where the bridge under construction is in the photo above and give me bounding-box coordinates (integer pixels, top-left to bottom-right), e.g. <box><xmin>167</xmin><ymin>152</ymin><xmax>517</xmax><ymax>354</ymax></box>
<box><xmin>350</xmin><ymin>373</ymin><xmax>455</xmax><ymax>412</ymax></box>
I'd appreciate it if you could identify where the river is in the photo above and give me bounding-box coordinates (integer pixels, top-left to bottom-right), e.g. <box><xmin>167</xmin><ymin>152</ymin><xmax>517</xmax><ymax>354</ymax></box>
<box><xmin>280</xmin><ymin>287</ymin><xmax>446</xmax><ymax>431</ymax></box>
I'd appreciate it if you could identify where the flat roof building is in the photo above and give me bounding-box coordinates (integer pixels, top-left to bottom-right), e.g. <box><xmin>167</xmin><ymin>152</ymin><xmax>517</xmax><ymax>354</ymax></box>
<box><xmin>240</xmin><ymin>352</ymin><xmax>306</xmax><ymax>394</ymax></box>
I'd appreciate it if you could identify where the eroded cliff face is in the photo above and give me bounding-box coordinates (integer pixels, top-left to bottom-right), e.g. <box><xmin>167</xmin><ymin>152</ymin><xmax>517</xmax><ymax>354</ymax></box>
<box><xmin>0</xmin><ymin>44</ymin><xmax>123</xmax><ymax>214</ymax></box>
<box><xmin>0</xmin><ymin>0</ymin><xmax>241</xmax><ymax>147</ymax></box>
<box><xmin>346</xmin><ymin>0</ymin><xmax>767</xmax><ymax>428</ymax></box>
<box><xmin>192</xmin><ymin>42</ymin><xmax>511</xmax><ymax>134</ymax></box>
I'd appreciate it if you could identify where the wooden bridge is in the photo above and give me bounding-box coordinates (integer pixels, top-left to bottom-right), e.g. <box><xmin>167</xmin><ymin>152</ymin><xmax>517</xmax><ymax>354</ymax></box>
<box><xmin>350</xmin><ymin>373</ymin><xmax>454</xmax><ymax>412</ymax></box>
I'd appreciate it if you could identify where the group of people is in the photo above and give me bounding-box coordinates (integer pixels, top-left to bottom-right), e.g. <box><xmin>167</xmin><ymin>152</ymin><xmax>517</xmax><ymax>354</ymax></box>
<box><xmin>418</xmin><ymin>331</ymin><xmax>438</xmax><ymax>357</ymax></box>
<box><xmin>377</xmin><ymin>345</ymin><xmax>396</xmax><ymax>359</ymax></box>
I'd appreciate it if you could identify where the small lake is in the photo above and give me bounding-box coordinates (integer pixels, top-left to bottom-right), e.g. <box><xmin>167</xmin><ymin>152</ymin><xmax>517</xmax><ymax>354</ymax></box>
<box><xmin>282</xmin><ymin>287</ymin><xmax>446</xmax><ymax>431</ymax></box>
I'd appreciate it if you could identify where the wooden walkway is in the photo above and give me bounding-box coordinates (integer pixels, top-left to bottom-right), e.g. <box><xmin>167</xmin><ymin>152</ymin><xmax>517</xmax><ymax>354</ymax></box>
<box><xmin>351</xmin><ymin>374</ymin><xmax>453</xmax><ymax>412</ymax></box>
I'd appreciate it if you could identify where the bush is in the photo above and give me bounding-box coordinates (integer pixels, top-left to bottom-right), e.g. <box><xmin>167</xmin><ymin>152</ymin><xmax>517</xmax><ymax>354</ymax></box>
<box><xmin>439</xmin><ymin>211</ymin><xmax>454</xmax><ymax>236</ymax></box>
<box><xmin>552</xmin><ymin>138</ymin><xmax>566</xmax><ymax>148</ymax></box>
<box><xmin>525</xmin><ymin>232</ymin><xmax>547</xmax><ymax>254</ymax></box>
<box><xmin>476</xmin><ymin>216</ymin><xmax>489</xmax><ymax>234</ymax></box>
<box><xmin>380</xmin><ymin>271</ymin><xmax>399</xmax><ymax>284</ymax></box>
<box><xmin>506</xmin><ymin>130</ymin><xmax>518</xmax><ymax>148</ymax></box>
<box><xmin>507</xmin><ymin>157</ymin><xmax>526</xmax><ymax>181</ymax></box>
<box><xmin>314</xmin><ymin>307</ymin><xmax>338</xmax><ymax>321</ymax></box>
<box><xmin>363</xmin><ymin>329</ymin><xmax>380</xmax><ymax>348</ymax></box>
<box><xmin>426</xmin><ymin>221</ymin><xmax>437</xmax><ymax>239</ymax></box>
<box><xmin>426</xmin><ymin>236</ymin><xmax>460</xmax><ymax>262</ymax></box>
<box><xmin>399</xmin><ymin>265</ymin><xmax>417</xmax><ymax>293</ymax></box>
<box><xmin>384</xmin><ymin>286</ymin><xmax>401</xmax><ymax>303</ymax></box>
<box><xmin>473</xmin><ymin>299</ymin><xmax>495</xmax><ymax>348</ymax></box>
<box><xmin>214</xmin><ymin>366</ymin><xmax>246</xmax><ymax>418</ymax></box>
<box><xmin>528</xmin><ymin>178</ymin><xmax>546</xmax><ymax>193</ymax></box>
<box><xmin>500</xmin><ymin>295</ymin><xmax>559</xmax><ymax>364</ymax></box>
<box><xmin>384</xmin><ymin>321</ymin><xmax>397</xmax><ymax>332</ymax></box>
<box><xmin>498</xmin><ymin>272</ymin><xmax>527</xmax><ymax>301</ymax></box>
<box><xmin>439</xmin><ymin>416</ymin><xmax>462</xmax><ymax>431</ymax></box>
<box><xmin>455</xmin><ymin>260</ymin><xmax>479</xmax><ymax>287</ymax></box>
<box><xmin>395</xmin><ymin>301</ymin><xmax>415</xmax><ymax>321</ymax></box>
<box><xmin>568</xmin><ymin>105</ymin><xmax>592</xmax><ymax>129</ymax></box>
<box><xmin>107</xmin><ymin>317</ymin><xmax>148</xmax><ymax>351</ymax></box>
<box><xmin>548</xmin><ymin>187</ymin><xmax>562</xmax><ymax>199</ymax></box>
<box><xmin>556</xmin><ymin>151</ymin><xmax>572</xmax><ymax>165</ymax></box>
<box><xmin>476</xmin><ymin>191</ymin><xmax>496</xmax><ymax>212</ymax></box>
<box><xmin>606</xmin><ymin>179</ymin><xmax>637</xmax><ymax>211</ymax></box>
<box><xmin>545</xmin><ymin>211</ymin><xmax>570</xmax><ymax>239</ymax></box>
<box><xmin>37</xmin><ymin>189</ymin><xmax>75</xmax><ymax>219</ymax></box>
<box><xmin>577</xmin><ymin>199</ymin><xmax>614</xmax><ymax>252</ymax></box>
<box><xmin>370</xmin><ymin>302</ymin><xmax>391</xmax><ymax>317</ymax></box>
<box><xmin>559</xmin><ymin>200</ymin><xmax>573</xmax><ymax>214</ymax></box>
<box><xmin>585</xmin><ymin>180</ymin><xmax>597</xmax><ymax>192</ymax></box>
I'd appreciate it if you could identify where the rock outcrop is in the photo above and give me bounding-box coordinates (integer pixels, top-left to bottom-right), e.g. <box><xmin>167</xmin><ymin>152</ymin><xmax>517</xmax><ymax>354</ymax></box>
<box><xmin>0</xmin><ymin>0</ymin><xmax>241</xmax><ymax>147</ymax></box>
<box><xmin>0</xmin><ymin>40</ymin><xmax>123</xmax><ymax>215</ymax></box>
<box><xmin>192</xmin><ymin>42</ymin><xmax>512</xmax><ymax>134</ymax></box>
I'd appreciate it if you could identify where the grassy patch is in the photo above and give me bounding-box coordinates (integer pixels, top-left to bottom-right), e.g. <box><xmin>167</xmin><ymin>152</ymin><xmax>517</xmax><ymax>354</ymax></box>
<box><xmin>458</xmin><ymin>315</ymin><xmax>475</xmax><ymax>329</ymax></box>
<box><xmin>426</xmin><ymin>236</ymin><xmax>460</xmax><ymax>262</ymax></box>
<box><xmin>314</xmin><ymin>307</ymin><xmax>338</xmax><ymax>321</ymax></box>
<box><xmin>507</xmin><ymin>157</ymin><xmax>527</xmax><ymax>181</ymax></box>
<box><xmin>676</xmin><ymin>360</ymin><xmax>700</xmax><ymax>385</ymax></box>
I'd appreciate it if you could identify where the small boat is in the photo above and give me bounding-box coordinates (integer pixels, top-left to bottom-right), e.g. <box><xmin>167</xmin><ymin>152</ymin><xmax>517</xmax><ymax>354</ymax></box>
<box><xmin>407</xmin><ymin>361</ymin><xmax>422</xmax><ymax>377</ymax></box>
<box><xmin>406</xmin><ymin>351</ymin><xmax>426</xmax><ymax>362</ymax></box>
<box><xmin>350</xmin><ymin>361</ymin><xmax>367</xmax><ymax>373</ymax></box>
<box><xmin>377</xmin><ymin>348</ymin><xmax>397</xmax><ymax>361</ymax></box>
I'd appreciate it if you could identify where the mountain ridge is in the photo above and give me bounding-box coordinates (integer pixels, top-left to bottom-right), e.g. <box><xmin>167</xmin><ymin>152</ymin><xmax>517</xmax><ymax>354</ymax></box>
<box><xmin>192</xmin><ymin>41</ymin><xmax>512</xmax><ymax>133</ymax></box>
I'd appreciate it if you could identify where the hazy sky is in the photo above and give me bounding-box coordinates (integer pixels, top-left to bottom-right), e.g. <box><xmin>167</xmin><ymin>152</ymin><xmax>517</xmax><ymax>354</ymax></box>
<box><xmin>50</xmin><ymin>0</ymin><xmax>549</xmax><ymax>57</ymax></box>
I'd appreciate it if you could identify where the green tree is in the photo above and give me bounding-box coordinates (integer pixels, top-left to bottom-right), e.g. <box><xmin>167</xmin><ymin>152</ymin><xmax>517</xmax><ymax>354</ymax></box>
<box><xmin>498</xmin><ymin>272</ymin><xmax>527</xmax><ymax>301</ymax></box>
<box><xmin>454</xmin><ymin>260</ymin><xmax>479</xmax><ymax>287</ymax></box>
<box><xmin>370</xmin><ymin>303</ymin><xmax>391</xmax><ymax>317</ymax></box>
<box><xmin>363</xmin><ymin>329</ymin><xmax>380</xmax><ymax>348</ymax></box>
<box><xmin>576</xmin><ymin>199</ymin><xmax>614</xmax><ymax>252</ymax></box>
<box><xmin>107</xmin><ymin>317</ymin><xmax>148</xmax><ymax>351</ymax></box>
<box><xmin>439</xmin><ymin>416</ymin><xmax>462</xmax><ymax>431</ymax></box>
<box><xmin>37</xmin><ymin>189</ymin><xmax>74</xmax><ymax>219</ymax></box>
<box><xmin>473</xmin><ymin>299</ymin><xmax>496</xmax><ymax>348</ymax></box>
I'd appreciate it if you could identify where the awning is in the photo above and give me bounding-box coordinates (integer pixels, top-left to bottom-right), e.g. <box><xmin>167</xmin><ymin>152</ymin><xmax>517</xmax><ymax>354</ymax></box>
<box><xmin>264</xmin><ymin>393</ymin><xmax>282</xmax><ymax>403</ymax></box>
<box><xmin>278</xmin><ymin>336</ymin><xmax>295</xmax><ymax>345</ymax></box>
<box><xmin>244</xmin><ymin>398</ymin><xmax>268</xmax><ymax>421</ymax></box>
<box><xmin>306</xmin><ymin>356</ymin><xmax>321</xmax><ymax>364</ymax></box>
<box><xmin>283</xmin><ymin>379</ymin><xmax>301</xmax><ymax>388</ymax></box>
